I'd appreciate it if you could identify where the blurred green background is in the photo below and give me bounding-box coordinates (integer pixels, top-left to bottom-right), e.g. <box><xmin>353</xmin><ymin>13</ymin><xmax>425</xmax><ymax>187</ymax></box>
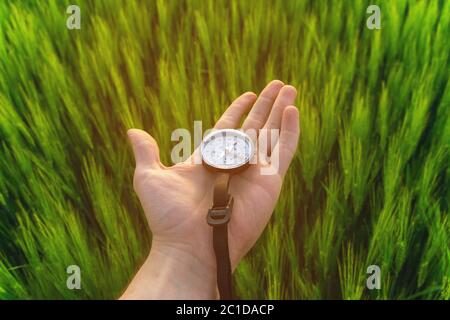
<box><xmin>0</xmin><ymin>0</ymin><xmax>449</xmax><ymax>299</ymax></box>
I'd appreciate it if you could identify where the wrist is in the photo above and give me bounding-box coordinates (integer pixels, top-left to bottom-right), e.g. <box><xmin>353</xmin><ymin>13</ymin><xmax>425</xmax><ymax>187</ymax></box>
<box><xmin>120</xmin><ymin>240</ymin><xmax>218</xmax><ymax>300</ymax></box>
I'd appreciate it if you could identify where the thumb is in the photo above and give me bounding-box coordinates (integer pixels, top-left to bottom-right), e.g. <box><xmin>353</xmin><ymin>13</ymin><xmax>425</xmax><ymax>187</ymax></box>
<box><xmin>127</xmin><ymin>129</ymin><xmax>161</xmax><ymax>169</ymax></box>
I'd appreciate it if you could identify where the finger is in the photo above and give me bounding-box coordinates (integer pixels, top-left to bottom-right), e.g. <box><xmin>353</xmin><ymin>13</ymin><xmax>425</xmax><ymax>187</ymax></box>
<box><xmin>262</xmin><ymin>85</ymin><xmax>297</xmax><ymax>155</ymax></box>
<box><xmin>241</xmin><ymin>80</ymin><xmax>284</xmax><ymax>131</ymax></box>
<box><xmin>127</xmin><ymin>129</ymin><xmax>161</xmax><ymax>169</ymax></box>
<box><xmin>214</xmin><ymin>92</ymin><xmax>257</xmax><ymax>129</ymax></box>
<box><xmin>272</xmin><ymin>106</ymin><xmax>299</xmax><ymax>176</ymax></box>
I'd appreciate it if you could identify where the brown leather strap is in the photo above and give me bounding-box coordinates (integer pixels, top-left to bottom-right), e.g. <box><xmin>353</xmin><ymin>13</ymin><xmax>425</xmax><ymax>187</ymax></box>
<box><xmin>213</xmin><ymin>173</ymin><xmax>230</xmax><ymax>207</ymax></box>
<box><xmin>213</xmin><ymin>221</ymin><xmax>232</xmax><ymax>299</ymax></box>
<box><xmin>207</xmin><ymin>173</ymin><xmax>233</xmax><ymax>300</ymax></box>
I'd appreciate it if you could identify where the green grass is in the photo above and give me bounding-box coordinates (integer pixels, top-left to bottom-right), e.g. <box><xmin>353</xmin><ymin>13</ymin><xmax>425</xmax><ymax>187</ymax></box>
<box><xmin>0</xmin><ymin>0</ymin><xmax>448</xmax><ymax>299</ymax></box>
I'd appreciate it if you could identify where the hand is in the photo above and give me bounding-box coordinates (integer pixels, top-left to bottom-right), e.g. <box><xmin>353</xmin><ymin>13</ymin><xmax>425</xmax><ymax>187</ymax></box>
<box><xmin>121</xmin><ymin>80</ymin><xmax>299</xmax><ymax>299</ymax></box>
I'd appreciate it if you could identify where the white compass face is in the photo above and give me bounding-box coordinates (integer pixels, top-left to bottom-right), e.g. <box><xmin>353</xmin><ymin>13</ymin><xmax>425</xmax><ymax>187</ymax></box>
<box><xmin>201</xmin><ymin>129</ymin><xmax>254</xmax><ymax>170</ymax></box>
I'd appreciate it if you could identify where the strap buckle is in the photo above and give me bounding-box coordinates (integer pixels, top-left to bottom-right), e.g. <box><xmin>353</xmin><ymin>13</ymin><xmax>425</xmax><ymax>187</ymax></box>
<box><xmin>207</xmin><ymin>197</ymin><xmax>234</xmax><ymax>226</ymax></box>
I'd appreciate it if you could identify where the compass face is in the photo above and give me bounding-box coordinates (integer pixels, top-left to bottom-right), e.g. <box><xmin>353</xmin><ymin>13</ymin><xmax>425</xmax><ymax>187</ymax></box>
<box><xmin>201</xmin><ymin>129</ymin><xmax>254</xmax><ymax>171</ymax></box>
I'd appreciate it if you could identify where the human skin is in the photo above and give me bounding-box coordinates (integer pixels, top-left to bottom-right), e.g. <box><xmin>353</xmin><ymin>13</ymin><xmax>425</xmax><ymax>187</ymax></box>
<box><xmin>120</xmin><ymin>80</ymin><xmax>299</xmax><ymax>299</ymax></box>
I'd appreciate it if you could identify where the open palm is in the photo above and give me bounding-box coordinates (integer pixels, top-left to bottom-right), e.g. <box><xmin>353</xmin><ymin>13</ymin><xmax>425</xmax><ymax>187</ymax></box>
<box><xmin>128</xmin><ymin>80</ymin><xmax>299</xmax><ymax>272</ymax></box>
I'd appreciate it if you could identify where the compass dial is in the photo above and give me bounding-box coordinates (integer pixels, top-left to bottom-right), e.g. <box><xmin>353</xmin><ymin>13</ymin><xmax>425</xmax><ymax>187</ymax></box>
<box><xmin>201</xmin><ymin>129</ymin><xmax>254</xmax><ymax>171</ymax></box>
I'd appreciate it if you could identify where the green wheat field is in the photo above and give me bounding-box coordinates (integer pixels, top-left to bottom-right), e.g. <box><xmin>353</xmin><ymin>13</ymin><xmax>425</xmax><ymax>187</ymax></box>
<box><xmin>0</xmin><ymin>0</ymin><xmax>449</xmax><ymax>300</ymax></box>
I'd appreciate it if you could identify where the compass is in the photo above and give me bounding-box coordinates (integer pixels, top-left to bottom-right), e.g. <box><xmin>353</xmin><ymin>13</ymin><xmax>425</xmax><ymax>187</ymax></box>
<box><xmin>200</xmin><ymin>128</ymin><xmax>255</xmax><ymax>300</ymax></box>
<box><xmin>200</xmin><ymin>129</ymin><xmax>254</xmax><ymax>172</ymax></box>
